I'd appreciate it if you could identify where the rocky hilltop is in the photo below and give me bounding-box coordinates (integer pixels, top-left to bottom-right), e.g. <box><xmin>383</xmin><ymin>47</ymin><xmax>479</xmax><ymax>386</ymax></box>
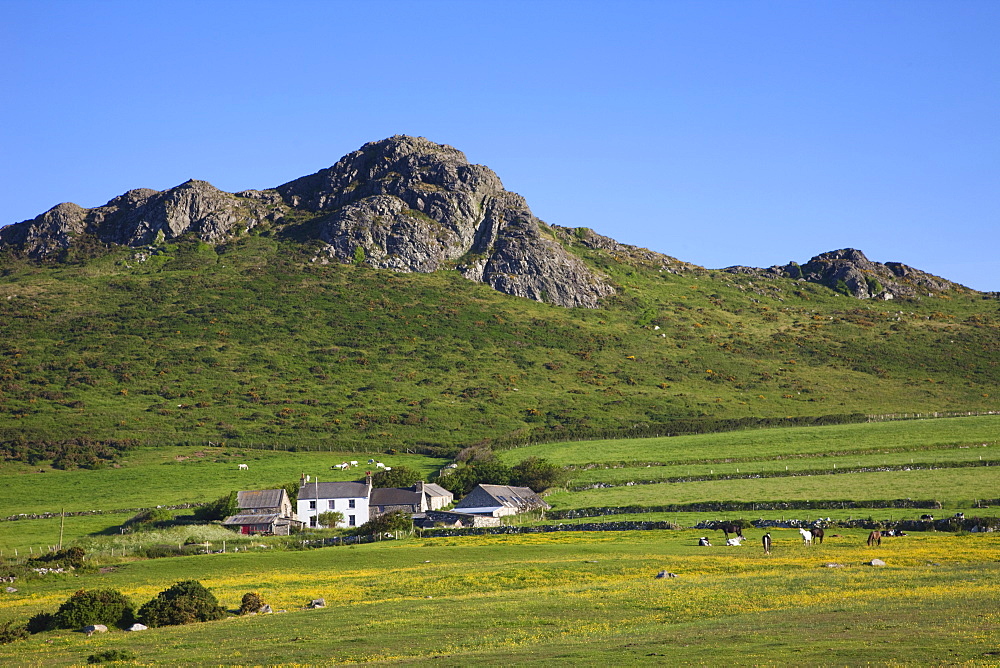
<box><xmin>1</xmin><ymin>137</ymin><xmax>970</xmax><ymax>305</ymax></box>
<box><xmin>0</xmin><ymin>136</ymin><xmax>614</xmax><ymax>308</ymax></box>
<box><xmin>724</xmin><ymin>248</ymin><xmax>963</xmax><ymax>300</ymax></box>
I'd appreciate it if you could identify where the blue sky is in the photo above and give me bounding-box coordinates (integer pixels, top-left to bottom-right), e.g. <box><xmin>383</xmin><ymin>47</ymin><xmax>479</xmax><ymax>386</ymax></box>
<box><xmin>2</xmin><ymin>1</ymin><xmax>997</xmax><ymax>290</ymax></box>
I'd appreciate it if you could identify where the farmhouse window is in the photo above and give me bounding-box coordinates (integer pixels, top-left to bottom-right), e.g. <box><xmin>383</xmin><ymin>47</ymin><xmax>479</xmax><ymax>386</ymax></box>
<box><xmin>309</xmin><ymin>501</ymin><xmax>316</xmax><ymax>510</ymax></box>
<box><xmin>328</xmin><ymin>500</ymin><xmax>336</xmax><ymax>509</ymax></box>
<box><xmin>349</xmin><ymin>515</ymin><xmax>356</xmax><ymax>526</ymax></box>
<box><xmin>348</xmin><ymin>499</ymin><xmax>356</xmax><ymax>509</ymax></box>
<box><xmin>309</xmin><ymin>516</ymin><xmax>317</xmax><ymax>527</ymax></box>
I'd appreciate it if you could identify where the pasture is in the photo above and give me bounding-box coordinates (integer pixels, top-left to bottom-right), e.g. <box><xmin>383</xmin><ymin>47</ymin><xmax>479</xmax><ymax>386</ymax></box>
<box><xmin>0</xmin><ymin>530</ymin><xmax>998</xmax><ymax>665</ymax></box>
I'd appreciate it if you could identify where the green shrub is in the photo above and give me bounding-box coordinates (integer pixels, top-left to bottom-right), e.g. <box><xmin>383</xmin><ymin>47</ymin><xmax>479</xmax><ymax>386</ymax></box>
<box><xmin>355</xmin><ymin>510</ymin><xmax>412</xmax><ymax>536</ymax></box>
<box><xmin>52</xmin><ymin>589</ymin><xmax>135</xmax><ymax>630</ymax></box>
<box><xmin>370</xmin><ymin>465</ymin><xmax>422</xmax><ymax>488</ymax></box>
<box><xmin>239</xmin><ymin>591</ymin><xmax>266</xmax><ymax>615</ymax></box>
<box><xmin>193</xmin><ymin>491</ymin><xmax>239</xmax><ymax>522</ymax></box>
<box><xmin>26</xmin><ymin>611</ymin><xmax>55</xmax><ymax>634</ymax></box>
<box><xmin>511</xmin><ymin>457</ymin><xmax>565</xmax><ymax>492</ymax></box>
<box><xmin>28</xmin><ymin>546</ymin><xmax>86</xmax><ymax>569</ymax></box>
<box><xmin>0</xmin><ymin>620</ymin><xmax>28</xmax><ymax>645</ymax></box>
<box><xmin>137</xmin><ymin>580</ymin><xmax>226</xmax><ymax>627</ymax></box>
<box><xmin>87</xmin><ymin>649</ymin><xmax>136</xmax><ymax>664</ymax></box>
<box><xmin>316</xmin><ymin>511</ymin><xmax>344</xmax><ymax>529</ymax></box>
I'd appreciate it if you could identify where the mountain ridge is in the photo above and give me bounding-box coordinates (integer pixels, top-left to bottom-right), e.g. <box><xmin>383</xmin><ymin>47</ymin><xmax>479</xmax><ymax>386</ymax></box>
<box><xmin>0</xmin><ymin>136</ymin><xmax>974</xmax><ymax>305</ymax></box>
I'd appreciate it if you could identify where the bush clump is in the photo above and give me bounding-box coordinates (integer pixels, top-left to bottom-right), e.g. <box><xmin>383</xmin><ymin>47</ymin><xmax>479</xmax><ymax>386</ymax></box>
<box><xmin>28</xmin><ymin>546</ymin><xmax>86</xmax><ymax>569</ymax></box>
<box><xmin>354</xmin><ymin>510</ymin><xmax>413</xmax><ymax>537</ymax></box>
<box><xmin>51</xmin><ymin>589</ymin><xmax>135</xmax><ymax>630</ymax></box>
<box><xmin>87</xmin><ymin>649</ymin><xmax>136</xmax><ymax>664</ymax></box>
<box><xmin>137</xmin><ymin>580</ymin><xmax>226</xmax><ymax>627</ymax></box>
<box><xmin>0</xmin><ymin>620</ymin><xmax>29</xmax><ymax>645</ymax></box>
<box><xmin>239</xmin><ymin>591</ymin><xmax>266</xmax><ymax>615</ymax></box>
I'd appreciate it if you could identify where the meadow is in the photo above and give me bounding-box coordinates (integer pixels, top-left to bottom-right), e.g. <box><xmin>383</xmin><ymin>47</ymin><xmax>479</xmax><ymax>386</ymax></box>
<box><xmin>1</xmin><ymin>530</ymin><xmax>998</xmax><ymax>666</ymax></box>
<box><xmin>2</xmin><ymin>417</ymin><xmax>1000</xmax><ymax>664</ymax></box>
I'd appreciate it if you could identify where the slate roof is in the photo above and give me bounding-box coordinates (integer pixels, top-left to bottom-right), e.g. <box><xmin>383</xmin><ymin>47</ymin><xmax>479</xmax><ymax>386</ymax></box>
<box><xmin>420</xmin><ymin>482</ymin><xmax>453</xmax><ymax>499</ymax></box>
<box><xmin>453</xmin><ymin>484</ymin><xmax>550</xmax><ymax>512</ymax></box>
<box><xmin>371</xmin><ymin>488</ymin><xmax>422</xmax><ymax>507</ymax></box>
<box><xmin>222</xmin><ymin>513</ymin><xmax>282</xmax><ymax>525</ymax></box>
<box><xmin>298</xmin><ymin>480</ymin><xmax>371</xmax><ymax>500</ymax></box>
<box><xmin>237</xmin><ymin>489</ymin><xmax>287</xmax><ymax>510</ymax></box>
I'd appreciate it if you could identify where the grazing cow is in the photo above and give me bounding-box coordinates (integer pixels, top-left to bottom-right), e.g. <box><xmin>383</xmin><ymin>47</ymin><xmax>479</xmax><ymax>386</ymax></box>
<box><xmin>920</xmin><ymin>514</ymin><xmax>933</xmax><ymax>521</ymax></box>
<box><xmin>238</xmin><ymin>464</ymin><xmax>248</xmax><ymax>470</ymax></box>
<box><xmin>762</xmin><ymin>533</ymin><xmax>772</xmax><ymax>554</ymax></box>
<box><xmin>375</xmin><ymin>462</ymin><xmax>386</xmax><ymax>469</ymax></box>
<box><xmin>726</xmin><ymin>536</ymin><xmax>744</xmax><ymax>547</ymax></box>
<box><xmin>799</xmin><ymin>528</ymin><xmax>813</xmax><ymax>545</ymax></box>
<box><xmin>333</xmin><ymin>462</ymin><xmax>349</xmax><ymax>471</ymax></box>
<box><xmin>698</xmin><ymin>537</ymin><xmax>712</xmax><ymax>547</ymax></box>
<box><xmin>350</xmin><ymin>461</ymin><xmax>359</xmax><ymax>467</ymax></box>
<box><xmin>719</xmin><ymin>523</ymin><xmax>744</xmax><ymax>540</ymax></box>
<box><xmin>867</xmin><ymin>530</ymin><xmax>882</xmax><ymax>547</ymax></box>
<box><xmin>810</xmin><ymin>527</ymin><xmax>825</xmax><ymax>544</ymax></box>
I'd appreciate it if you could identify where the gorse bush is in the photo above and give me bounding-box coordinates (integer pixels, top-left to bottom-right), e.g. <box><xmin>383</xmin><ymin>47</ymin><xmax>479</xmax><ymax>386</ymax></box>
<box><xmin>239</xmin><ymin>592</ymin><xmax>266</xmax><ymax>615</ymax></box>
<box><xmin>28</xmin><ymin>546</ymin><xmax>86</xmax><ymax>569</ymax></box>
<box><xmin>137</xmin><ymin>580</ymin><xmax>226</xmax><ymax>627</ymax></box>
<box><xmin>51</xmin><ymin>589</ymin><xmax>135</xmax><ymax>630</ymax></box>
<box><xmin>87</xmin><ymin>649</ymin><xmax>137</xmax><ymax>664</ymax></box>
<box><xmin>0</xmin><ymin>620</ymin><xmax>28</xmax><ymax>645</ymax></box>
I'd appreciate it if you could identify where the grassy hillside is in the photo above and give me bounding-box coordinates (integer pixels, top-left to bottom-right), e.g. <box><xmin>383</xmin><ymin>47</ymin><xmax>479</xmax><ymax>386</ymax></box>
<box><xmin>1</xmin><ymin>233</ymin><xmax>997</xmax><ymax>454</ymax></box>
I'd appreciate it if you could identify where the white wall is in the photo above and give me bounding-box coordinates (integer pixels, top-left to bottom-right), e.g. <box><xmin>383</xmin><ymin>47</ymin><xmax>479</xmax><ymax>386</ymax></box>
<box><xmin>297</xmin><ymin>496</ymin><xmax>370</xmax><ymax>528</ymax></box>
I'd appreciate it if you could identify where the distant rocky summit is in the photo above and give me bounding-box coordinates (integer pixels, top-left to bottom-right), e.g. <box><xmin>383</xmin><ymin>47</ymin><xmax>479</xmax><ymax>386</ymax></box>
<box><xmin>1</xmin><ymin>137</ymin><xmax>967</xmax><ymax>305</ymax></box>
<box><xmin>0</xmin><ymin>136</ymin><xmax>614</xmax><ymax>307</ymax></box>
<box><xmin>724</xmin><ymin>248</ymin><xmax>962</xmax><ymax>299</ymax></box>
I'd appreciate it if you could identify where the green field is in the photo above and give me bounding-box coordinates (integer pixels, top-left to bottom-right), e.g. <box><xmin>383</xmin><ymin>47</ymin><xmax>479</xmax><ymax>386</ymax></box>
<box><xmin>1</xmin><ymin>530</ymin><xmax>998</xmax><ymax>666</ymax></box>
<box><xmin>2</xmin><ymin>420</ymin><xmax>1000</xmax><ymax>664</ymax></box>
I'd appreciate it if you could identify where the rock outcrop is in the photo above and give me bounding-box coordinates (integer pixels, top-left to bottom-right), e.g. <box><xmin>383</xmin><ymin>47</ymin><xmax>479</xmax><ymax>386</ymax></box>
<box><xmin>276</xmin><ymin>136</ymin><xmax>614</xmax><ymax>307</ymax></box>
<box><xmin>1</xmin><ymin>181</ymin><xmax>277</xmax><ymax>253</ymax></box>
<box><xmin>0</xmin><ymin>136</ymin><xmax>614</xmax><ymax>307</ymax></box>
<box><xmin>725</xmin><ymin>248</ymin><xmax>962</xmax><ymax>299</ymax></box>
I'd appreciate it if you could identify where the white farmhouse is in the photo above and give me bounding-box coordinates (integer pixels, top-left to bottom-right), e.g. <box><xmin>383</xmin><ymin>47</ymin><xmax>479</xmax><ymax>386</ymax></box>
<box><xmin>297</xmin><ymin>478</ymin><xmax>372</xmax><ymax>529</ymax></box>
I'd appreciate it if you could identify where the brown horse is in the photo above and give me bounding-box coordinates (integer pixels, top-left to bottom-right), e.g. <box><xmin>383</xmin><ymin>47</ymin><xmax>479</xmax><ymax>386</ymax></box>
<box><xmin>867</xmin><ymin>530</ymin><xmax>882</xmax><ymax>547</ymax></box>
<box><xmin>719</xmin><ymin>523</ymin><xmax>744</xmax><ymax>540</ymax></box>
<box><xmin>810</xmin><ymin>527</ymin><xmax>824</xmax><ymax>544</ymax></box>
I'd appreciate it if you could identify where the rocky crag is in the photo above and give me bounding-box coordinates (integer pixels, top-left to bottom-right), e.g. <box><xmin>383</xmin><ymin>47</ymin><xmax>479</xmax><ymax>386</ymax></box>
<box><xmin>724</xmin><ymin>248</ymin><xmax>963</xmax><ymax>300</ymax></box>
<box><xmin>0</xmin><ymin>136</ymin><xmax>614</xmax><ymax>308</ymax></box>
<box><xmin>1</xmin><ymin>137</ymin><xmax>969</xmax><ymax>305</ymax></box>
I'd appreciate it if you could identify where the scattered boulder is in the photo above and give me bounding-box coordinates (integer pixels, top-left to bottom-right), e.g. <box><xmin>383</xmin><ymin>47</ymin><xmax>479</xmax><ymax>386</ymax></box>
<box><xmin>259</xmin><ymin>604</ymin><xmax>273</xmax><ymax>614</ymax></box>
<box><xmin>307</xmin><ymin>598</ymin><xmax>326</xmax><ymax>609</ymax></box>
<box><xmin>823</xmin><ymin>563</ymin><xmax>844</xmax><ymax>568</ymax></box>
<box><xmin>82</xmin><ymin>624</ymin><xmax>108</xmax><ymax>636</ymax></box>
<box><xmin>869</xmin><ymin>559</ymin><xmax>886</xmax><ymax>567</ymax></box>
<box><xmin>5</xmin><ymin>586</ymin><xmax>16</xmax><ymax>593</ymax></box>
<box><xmin>655</xmin><ymin>570</ymin><xmax>678</xmax><ymax>579</ymax></box>
<box><xmin>126</xmin><ymin>623</ymin><xmax>147</xmax><ymax>632</ymax></box>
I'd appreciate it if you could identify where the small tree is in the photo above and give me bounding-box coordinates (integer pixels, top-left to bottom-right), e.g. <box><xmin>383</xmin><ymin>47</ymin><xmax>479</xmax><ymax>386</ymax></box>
<box><xmin>193</xmin><ymin>492</ymin><xmax>239</xmax><ymax>522</ymax></box>
<box><xmin>370</xmin><ymin>465</ymin><xmax>422</xmax><ymax>488</ymax></box>
<box><xmin>137</xmin><ymin>580</ymin><xmax>226</xmax><ymax>627</ymax></box>
<box><xmin>355</xmin><ymin>510</ymin><xmax>412</xmax><ymax>537</ymax></box>
<box><xmin>239</xmin><ymin>592</ymin><xmax>266</xmax><ymax>615</ymax></box>
<box><xmin>510</xmin><ymin>457</ymin><xmax>565</xmax><ymax>492</ymax></box>
<box><xmin>281</xmin><ymin>480</ymin><xmax>300</xmax><ymax>504</ymax></box>
<box><xmin>52</xmin><ymin>589</ymin><xmax>135</xmax><ymax>630</ymax></box>
<box><xmin>316</xmin><ymin>511</ymin><xmax>344</xmax><ymax>529</ymax></box>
